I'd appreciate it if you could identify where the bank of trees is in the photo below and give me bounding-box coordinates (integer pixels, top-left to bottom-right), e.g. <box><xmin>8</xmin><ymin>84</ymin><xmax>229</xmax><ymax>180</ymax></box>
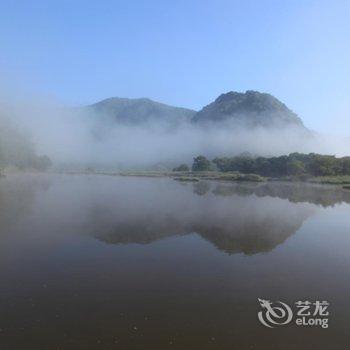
<box><xmin>212</xmin><ymin>153</ymin><xmax>350</xmax><ymax>177</ymax></box>
<box><xmin>182</xmin><ymin>153</ymin><xmax>350</xmax><ymax>177</ymax></box>
<box><xmin>0</xmin><ymin>120</ymin><xmax>52</xmax><ymax>172</ymax></box>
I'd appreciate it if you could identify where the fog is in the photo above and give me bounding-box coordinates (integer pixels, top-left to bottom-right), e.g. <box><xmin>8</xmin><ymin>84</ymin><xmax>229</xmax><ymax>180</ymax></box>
<box><xmin>1</xmin><ymin>91</ymin><xmax>350</xmax><ymax>171</ymax></box>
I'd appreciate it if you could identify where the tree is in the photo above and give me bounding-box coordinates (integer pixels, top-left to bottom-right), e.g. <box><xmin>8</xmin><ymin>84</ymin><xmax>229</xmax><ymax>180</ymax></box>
<box><xmin>308</xmin><ymin>155</ymin><xmax>339</xmax><ymax>176</ymax></box>
<box><xmin>192</xmin><ymin>155</ymin><xmax>211</xmax><ymax>171</ymax></box>
<box><xmin>212</xmin><ymin>157</ymin><xmax>231</xmax><ymax>172</ymax></box>
<box><xmin>173</xmin><ymin>164</ymin><xmax>190</xmax><ymax>172</ymax></box>
<box><xmin>342</xmin><ymin>157</ymin><xmax>350</xmax><ymax>174</ymax></box>
<box><xmin>286</xmin><ymin>160</ymin><xmax>305</xmax><ymax>176</ymax></box>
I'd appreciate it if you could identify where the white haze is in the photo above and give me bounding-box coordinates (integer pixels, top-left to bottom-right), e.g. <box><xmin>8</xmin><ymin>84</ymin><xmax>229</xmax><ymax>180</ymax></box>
<box><xmin>1</xmin><ymin>91</ymin><xmax>350</xmax><ymax>170</ymax></box>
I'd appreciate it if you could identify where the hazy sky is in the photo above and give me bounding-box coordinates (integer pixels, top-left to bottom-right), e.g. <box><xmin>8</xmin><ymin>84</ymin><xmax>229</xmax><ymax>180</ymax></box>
<box><xmin>0</xmin><ymin>0</ymin><xmax>349</xmax><ymax>135</ymax></box>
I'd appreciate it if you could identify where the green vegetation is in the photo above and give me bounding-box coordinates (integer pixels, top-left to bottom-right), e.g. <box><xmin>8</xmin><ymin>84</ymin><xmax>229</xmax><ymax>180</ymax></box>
<box><xmin>88</xmin><ymin>97</ymin><xmax>195</xmax><ymax>127</ymax></box>
<box><xmin>192</xmin><ymin>156</ymin><xmax>212</xmax><ymax>172</ymax></box>
<box><xmin>237</xmin><ymin>174</ymin><xmax>265</xmax><ymax>182</ymax></box>
<box><xmin>118</xmin><ymin>170</ymin><xmax>266</xmax><ymax>182</ymax></box>
<box><xmin>0</xmin><ymin>118</ymin><xmax>52</xmax><ymax>172</ymax></box>
<box><xmin>308</xmin><ymin>175</ymin><xmax>350</xmax><ymax>185</ymax></box>
<box><xmin>192</xmin><ymin>90</ymin><xmax>306</xmax><ymax>130</ymax></box>
<box><xmin>173</xmin><ymin>164</ymin><xmax>190</xmax><ymax>172</ymax></box>
<box><xmin>174</xmin><ymin>177</ymin><xmax>199</xmax><ymax>182</ymax></box>
<box><xmin>212</xmin><ymin>153</ymin><xmax>350</xmax><ymax>178</ymax></box>
<box><xmin>171</xmin><ymin>153</ymin><xmax>350</xmax><ymax>184</ymax></box>
<box><xmin>86</xmin><ymin>153</ymin><xmax>350</xmax><ymax>186</ymax></box>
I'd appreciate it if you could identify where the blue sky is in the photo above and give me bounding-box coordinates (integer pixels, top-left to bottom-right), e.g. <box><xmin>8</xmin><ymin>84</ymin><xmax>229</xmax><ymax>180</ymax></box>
<box><xmin>0</xmin><ymin>0</ymin><xmax>349</xmax><ymax>135</ymax></box>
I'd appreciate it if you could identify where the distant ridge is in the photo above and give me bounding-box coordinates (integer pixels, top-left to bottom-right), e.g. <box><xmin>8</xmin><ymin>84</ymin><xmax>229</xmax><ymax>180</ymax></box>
<box><xmin>87</xmin><ymin>97</ymin><xmax>195</xmax><ymax>125</ymax></box>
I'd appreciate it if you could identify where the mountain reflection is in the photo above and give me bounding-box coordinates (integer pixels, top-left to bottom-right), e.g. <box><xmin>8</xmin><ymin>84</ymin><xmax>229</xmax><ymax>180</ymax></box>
<box><xmin>1</xmin><ymin>175</ymin><xmax>349</xmax><ymax>255</ymax></box>
<box><xmin>87</xmin><ymin>180</ymin><xmax>320</xmax><ymax>255</ymax></box>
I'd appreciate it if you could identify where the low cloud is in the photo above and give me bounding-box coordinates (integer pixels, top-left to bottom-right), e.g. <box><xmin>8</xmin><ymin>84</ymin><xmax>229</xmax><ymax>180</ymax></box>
<box><xmin>1</xmin><ymin>90</ymin><xmax>350</xmax><ymax>171</ymax></box>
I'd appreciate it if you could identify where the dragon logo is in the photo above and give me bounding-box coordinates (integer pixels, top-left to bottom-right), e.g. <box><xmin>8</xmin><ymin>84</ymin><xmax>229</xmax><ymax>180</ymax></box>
<box><xmin>258</xmin><ymin>298</ymin><xmax>293</xmax><ymax>328</ymax></box>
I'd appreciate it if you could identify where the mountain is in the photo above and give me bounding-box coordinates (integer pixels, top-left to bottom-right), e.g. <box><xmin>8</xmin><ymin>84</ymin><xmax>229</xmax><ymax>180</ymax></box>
<box><xmin>87</xmin><ymin>97</ymin><xmax>196</xmax><ymax>126</ymax></box>
<box><xmin>86</xmin><ymin>91</ymin><xmax>308</xmax><ymax>132</ymax></box>
<box><xmin>192</xmin><ymin>90</ymin><xmax>306</xmax><ymax>129</ymax></box>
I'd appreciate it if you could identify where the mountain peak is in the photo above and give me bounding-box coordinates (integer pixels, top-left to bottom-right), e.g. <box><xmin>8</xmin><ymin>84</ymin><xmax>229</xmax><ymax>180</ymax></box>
<box><xmin>192</xmin><ymin>90</ymin><xmax>305</xmax><ymax>129</ymax></box>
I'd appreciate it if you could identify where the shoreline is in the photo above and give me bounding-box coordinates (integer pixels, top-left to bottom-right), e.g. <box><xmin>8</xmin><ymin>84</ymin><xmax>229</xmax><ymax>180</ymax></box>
<box><xmin>3</xmin><ymin>170</ymin><xmax>350</xmax><ymax>188</ymax></box>
<box><xmin>55</xmin><ymin>170</ymin><xmax>350</xmax><ymax>187</ymax></box>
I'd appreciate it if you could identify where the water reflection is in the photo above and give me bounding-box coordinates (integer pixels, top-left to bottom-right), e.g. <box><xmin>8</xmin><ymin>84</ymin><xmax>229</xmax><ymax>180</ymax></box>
<box><xmin>86</xmin><ymin>179</ymin><xmax>317</xmax><ymax>254</ymax></box>
<box><xmin>1</xmin><ymin>175</ymin><xmax>345</xmax><ymax>255</ymax></box>
<box><xmin>1</xmin><ymin>175</ymin><xmax>350</xmax><ymax>349</ymax></box>
<box><xmin>0</xmin><ymin>174</ymin><xmax>51</xmax><ymax>230</ymax></box>
<box><xmin>210</xmin><ymin>181</ymin><xmax>350</xmax><ymax>207</ymax></box>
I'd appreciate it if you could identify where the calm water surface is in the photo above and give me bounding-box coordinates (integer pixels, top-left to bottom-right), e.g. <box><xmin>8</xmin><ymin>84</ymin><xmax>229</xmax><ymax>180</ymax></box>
<box><xmin>0</xmin><ymin>174</ymin><xmax>350</xmax><ymax>349</ymax></box>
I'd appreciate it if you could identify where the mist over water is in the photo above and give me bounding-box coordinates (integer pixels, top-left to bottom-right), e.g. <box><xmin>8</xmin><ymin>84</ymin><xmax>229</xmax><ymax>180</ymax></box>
<box><xmin>1</xmin><ymin>89</ymin><xmax>350</xmax><ymax>170</ymax></box>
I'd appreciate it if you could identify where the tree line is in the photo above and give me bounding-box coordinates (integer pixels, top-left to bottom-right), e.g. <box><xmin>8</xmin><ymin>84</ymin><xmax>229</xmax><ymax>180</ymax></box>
<box><xmin>183</xmin><ymin>153</ymin><xmax>350</xmax><ymax>177</ymax></box>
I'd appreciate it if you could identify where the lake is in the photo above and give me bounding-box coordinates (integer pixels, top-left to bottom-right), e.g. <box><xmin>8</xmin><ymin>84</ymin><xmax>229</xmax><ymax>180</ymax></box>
<box><xmin>0</xmin><ymin>174</ymin><xmax>349</xmax><ymax>349</ymax></box>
